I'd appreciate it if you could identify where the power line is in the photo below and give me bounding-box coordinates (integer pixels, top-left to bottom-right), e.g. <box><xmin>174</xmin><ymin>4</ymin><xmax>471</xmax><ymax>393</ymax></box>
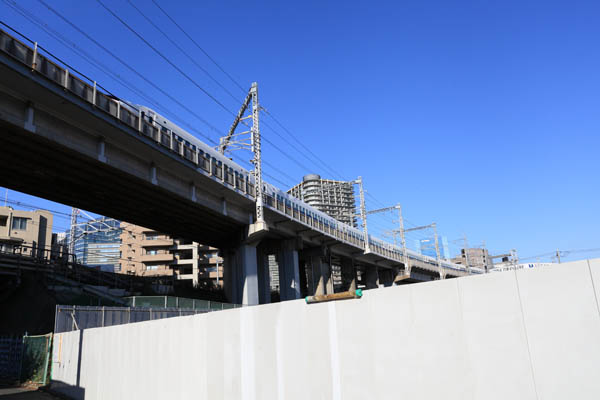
<box><xmin>149</xmin><ymin>0</ymin><xmax>246</xmax><ymax>93</ymax></box>
<box><xmin>519</xmin><ymin>248</ymin><xmax>600</xmax><ymax>262</ymax></box>
<box><xmin>96</xmin><ymin>0</ymin><xmax>235</xmax><ymax>118</ymax></box>
<box><xmin>261</xmin><ymin>110</ymin><xmax>348</xmax><ymax>181</ymax></box>
<box><xmin>124</xmin><ymin>0</ymin><xmax>241</xmax><ymax>105</ymax></box>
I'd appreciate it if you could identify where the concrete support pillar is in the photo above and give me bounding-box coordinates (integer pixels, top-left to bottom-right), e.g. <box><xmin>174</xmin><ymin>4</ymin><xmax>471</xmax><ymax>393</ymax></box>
<box><xmin>256</xmin><ymin>248</ymin><xmax>271</xmax><ymax>304</ymax></box>
<box><xmin>439</xmin><ymin>269</ymin><xmax>447</xmax><ymax>280</ymax></box>
<box><xmin>97</xmin><ymin>137</ymin><xmax>107</xmax><ymax>163</ymax></box>
<box><xmin>304</xmin><ymin>255</ymin><xmax>333</xmax><ymax>296</ymax></box>
<box><xmin>313</xmin><ymin>255</ymin><xmax>334</xmax><ymax>295</ymax></box>
<box><xmin>192</xmin><ymin>241</ymin><xmax>199</xmax><ymax>288</ymax></box>
<box><xmin>300</xmin><ymin>246</ymin><xmax>333</xmax><ymax>296</ymax></box>
<box><xmin>277</xmin><ymin>240</ymin><xmax>301</xmax><ymax>301</ymax></box>
<box><xmin>24</xmin><ymin>102</ymin><xmax>36</xmax><ymax>133</ymax></box>
<box><xmin>149</xmin><ymin>163</ymin><xmax>158</xmax><ymax>185</ymax></box>
<box><xmin>365</xmin><ymin>267</ymin><xmax>380</xmax><ymax>289</ymax></box>
<box><xmin>379</xmin><ymin>268</ymin><xmax>394</xmax><ymax>287</ymax></box>
<box><xmin>340</xmin><ymin>258</ymin><xmax>357</xmax><ymax>292</ymax></box>
<box><xmin>223</xmin><ymin>243</ymin><xmax>258</xmax><ymax>305</ymax></box>
<box><xmin>304</xmin><ymin>258</ymin><xmax>315</xmax><ymax>296</ymax></box>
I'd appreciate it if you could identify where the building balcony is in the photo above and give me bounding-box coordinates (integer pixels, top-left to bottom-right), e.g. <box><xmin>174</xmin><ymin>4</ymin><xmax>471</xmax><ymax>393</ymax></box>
<box><xmin>140</xmin><ymin>239</ymin><xmax>174</xmax><ymax>247</ymax></box>
<box><xmin>198</xmin><ymin>270</ymin><xmax>223</xmax><ymax>279</ymax></box>
<box><xmin>140</xmin><ymin>253</ymin><xmax>174</xmax><ymax>262</ymax></box>
<box><xmin>0</xmin><ymin>235</ymin><xmax>24</xmax><ymax>244</ymax></box>
<box><xmin>173</xmin><ymin>257</ymin><xmax>193</xmax><ymax>265</ymax></box>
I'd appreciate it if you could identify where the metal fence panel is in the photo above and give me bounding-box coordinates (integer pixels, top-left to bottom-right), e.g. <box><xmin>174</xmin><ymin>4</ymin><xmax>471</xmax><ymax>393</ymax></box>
<box><xmin>54</xmin><ymin>305</ymin><xmax>210</xmax><ymax>333</ymax></box>
<box><xmin>122</xmin><ymin>296</ymin><xmax>241</xmax><ymax>310</ymax></box>
<box><xmin>20</xmin><ymin>334</ymin><xmax>52</xmax><ymax>385</ymax></box>
<box><xmin>178</xmin><ymin>297</ymin><xmax>194</xmax><ymax>309</ymax></box>
<box><xmin>103</xmin><ymin>307</ymin><xmax>130</xmax><ymax>326</ymax></box>
<box><xmin>0</xmin><ymin>335</ymin><xmax>23</xmax><ymax>383</ymax></box>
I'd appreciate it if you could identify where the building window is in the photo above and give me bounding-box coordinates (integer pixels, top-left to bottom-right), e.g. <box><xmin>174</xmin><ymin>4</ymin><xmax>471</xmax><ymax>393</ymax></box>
<box><xmin>147</xmin><ymin>249</ymin><xmax>158</xmax><ymax>255</ymax></box>
<box><xmin>11</xmin><ymin>217</ymin><xmax>28</xmax><ymax>230</ymax></box>
<box><xmin>145</xmin><ymin>233</ymin><xmax>159</xmax><ymax>240</ymax></box>
<box><xmin>0</xmin><ymin>216</ymin><xmax>7</xmax><ymax>226</ymax></box>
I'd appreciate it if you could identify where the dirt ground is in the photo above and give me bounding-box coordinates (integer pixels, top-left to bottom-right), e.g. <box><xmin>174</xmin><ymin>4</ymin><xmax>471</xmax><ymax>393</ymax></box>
<box><xmin>0</xmin><ymin>386</ymin><xmax>62</xmax><ymax>399</ymax></box>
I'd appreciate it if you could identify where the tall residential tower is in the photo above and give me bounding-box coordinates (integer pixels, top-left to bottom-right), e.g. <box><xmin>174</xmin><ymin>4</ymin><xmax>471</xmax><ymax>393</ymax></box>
<box><xmin>287</xmin><ymin>174</ymin><xmax>357</xmax><ymax>227</ymax></box>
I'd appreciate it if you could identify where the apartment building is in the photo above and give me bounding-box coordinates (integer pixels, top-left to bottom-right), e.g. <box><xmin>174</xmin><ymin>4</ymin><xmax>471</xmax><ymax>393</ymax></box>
<box><xmin>452</xmin><ymin>247</ymin><xmax>493</xmax><ymax>271</ymax></box>
<box><xmin>119</xmin><ymin>222</ymin><xmax>222</xmax><ymax>287</ymax></box>
<box><xmin>0</xmin><ymin>206</ymin><xmax>53</xmax><ymax>257</ymax></box>
<box><xmin>288</xmin><ymin>174</ymin><xmax>357</xmax><ymax>227</ymax></box>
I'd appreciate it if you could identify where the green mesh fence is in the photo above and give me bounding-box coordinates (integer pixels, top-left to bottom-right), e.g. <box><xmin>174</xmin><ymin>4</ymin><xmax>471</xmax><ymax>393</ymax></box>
<box><xmin>20</xmin><ymin>334</ymin><xmax>52</xmax><ymax>385</ymax></box>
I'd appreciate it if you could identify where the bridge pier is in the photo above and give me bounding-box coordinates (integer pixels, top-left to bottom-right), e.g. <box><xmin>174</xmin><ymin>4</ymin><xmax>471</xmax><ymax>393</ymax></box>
<box><xmin>340</xmin><ymin>257</ymin><xmax>357</xmax><ymax>292</ymax></box>
<box><xmin>223</xmin><ymin>243</ymin><xmax>259</xmax><ymax>305</ymax></box>
<box><xmin>256</xmin><ymin>248</ymin><xmax>271</xmax><ymax>304</ymax></box>
<box><xmin>301</xmin><ymin>247</ymin><xmax>334</xmax><ymax>296</ymax></box>
<box><xmin>277</xmin><ymin>239</ymin><xmax>301</xmax><ymax>301</ymax></box>
<box><xmin>379</xmin><ymin>268</ymin><xmax>398</xmax><ymax>287</ymax></box>
<box><xmin>365</xmin><ymin>267</ymin><xmax>380</xmax><ymax>289</ymax></box>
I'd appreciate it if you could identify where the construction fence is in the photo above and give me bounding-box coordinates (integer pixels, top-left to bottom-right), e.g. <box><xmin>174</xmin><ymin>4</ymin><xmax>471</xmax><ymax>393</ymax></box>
<box><xmin>123</xmin><ymin>296</ymin><xmax>242</xmax><ymax>310</ymax></box>
<box><xmin>0</xmin><ymin>334</ymin><xmax>52</xmax><ymax>385</ymax></box>
<box><xmin>0</xmin><ymin>335</ymin><xmax>22</xmax><ymax>383</ymax></box>
<box><xmin>54</xmin><ymin>305</ymin><xmax>211</xmax><ymax>334</ymax></box>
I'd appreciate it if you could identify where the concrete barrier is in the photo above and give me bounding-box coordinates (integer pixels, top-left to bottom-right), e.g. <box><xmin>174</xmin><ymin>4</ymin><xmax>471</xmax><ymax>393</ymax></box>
<box><xmin>51</xmin><ymin>259</ymin><xmax>600</xmax><ymax>399</ymax></box>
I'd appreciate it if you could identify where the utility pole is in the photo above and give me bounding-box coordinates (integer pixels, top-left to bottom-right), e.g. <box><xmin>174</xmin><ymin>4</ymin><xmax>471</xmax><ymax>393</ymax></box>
<box><xmin>556</xmin><ymin>249</ymin><xmax>561</xmax><ymax>263</ymax></box>
<box><xmin>365</xmin><ymin>203</ymin><xmax>409</xmax><ymax>273</ymax></box>
<box><xmin>68</xmin><ymin>207</ymin><xmax>79</xmax><ymax>257</ymax></box>
<box><xmin>404</xmin><ymin>222</ymin><xmax>443</xmax><ymax>279</ymax></box>
<box><xmin>396</xmin><ymin>204</ymin><xmax>409</xmax><ymax>274</ymax></box>
<box><xmin>249</xmin><ymin>82</ymin><xmax>264</xmax><ymax>226</ymax></box>
<box><xmin>432</xmin><ymin>223</ymin><xmax>442</xmax><ymax>278</ymax></box>
<box><xmin>356</xmin><ymin>176</ymin><xmax>369</xmax><ymax>253</ymax></box>
<box><xmin>218</xmin><ymin>82</ymin><xmax>266</xmax><ymax>234</ymax></box>
<box><xmin>463</xmin><ymin>233</ymin><xmax>470</xmax><ymax>272</ymax></box>
<box><xmin>511</xmin><ymin>249</ymin><xmax>519</xmax><ymax>269</ymax></box>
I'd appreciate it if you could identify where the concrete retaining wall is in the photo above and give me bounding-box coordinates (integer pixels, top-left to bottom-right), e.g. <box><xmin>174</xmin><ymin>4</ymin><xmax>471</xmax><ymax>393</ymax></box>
<box><xmin>51</xmin><ymin>259</ymin><xmax>600</xmax><ymax>399</ymax></box>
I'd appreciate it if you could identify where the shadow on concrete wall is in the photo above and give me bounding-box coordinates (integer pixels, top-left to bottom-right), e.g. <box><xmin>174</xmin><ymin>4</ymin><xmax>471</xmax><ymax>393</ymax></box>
<box><xmin>49</xmin><ymin>330</ymin><xmax>85</xmax><ymax>400</ymax></box>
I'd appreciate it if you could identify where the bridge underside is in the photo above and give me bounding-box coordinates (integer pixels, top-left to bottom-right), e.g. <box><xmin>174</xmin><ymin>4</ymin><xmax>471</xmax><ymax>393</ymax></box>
<box><xmin>0</xmin><ymin>120</ymin><xmax>246</xmax><ymax>247</ymax></box>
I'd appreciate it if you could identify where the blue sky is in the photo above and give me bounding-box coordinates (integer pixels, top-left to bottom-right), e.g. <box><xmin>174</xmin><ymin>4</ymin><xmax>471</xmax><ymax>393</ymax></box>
<box><xmin>1</xmin><ymin>0</ymin><xmax>599</xmax><ymax>262</ymax></box>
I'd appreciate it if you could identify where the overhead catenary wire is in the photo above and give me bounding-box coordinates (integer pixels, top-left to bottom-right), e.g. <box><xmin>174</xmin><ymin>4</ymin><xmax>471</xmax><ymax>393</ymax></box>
<box><xmin>262</xmin><ymin>109</ymin><xmax>348</xmax><ymax>181</ymax></box>
<box><xmin>95</xmin><ymin>0</ymin><xmax>236</xmax><ymax>118</ymax></box>
<box><xmin>149</xmin><ymin>0</ymin><xmax>247</xmax><ymax>93</ymax></box>
<box><xmin>124</xmin><ymin>0</ymin><xmax>241</xmax><ymax>105</ymax></box>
